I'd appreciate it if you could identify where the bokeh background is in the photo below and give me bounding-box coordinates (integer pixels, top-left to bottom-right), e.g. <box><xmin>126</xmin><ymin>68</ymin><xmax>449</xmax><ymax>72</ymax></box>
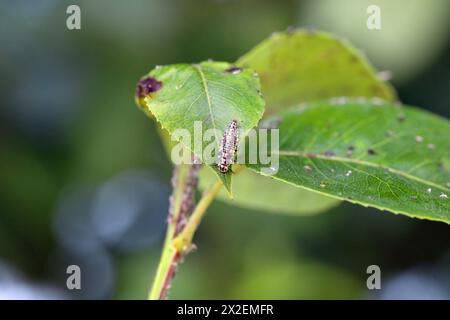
<box><xmin>0</xmin><ymin>0</ymin><xmax>449</xmax><ymax>299</ymax></box>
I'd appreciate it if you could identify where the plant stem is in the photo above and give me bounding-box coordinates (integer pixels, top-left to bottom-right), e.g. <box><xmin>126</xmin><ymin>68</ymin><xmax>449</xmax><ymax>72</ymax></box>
<box><xmin>148</xmin><ymin>164</ymin><xmax>189</xmax><ymax>300</ymax></box>
<box><xmin>148</xmin><ymin>243</ymin><xmax>178</xmax><ymax>300</ymax></box>
<box><xmin>173</xmin><ymin>180</ymin><xmax>222</xmax><ymax>252</ymax></box>
<box><xmin>148</xmin><ymin>167</ymin><xmax>223</xmax><ymax>300</ymax></box>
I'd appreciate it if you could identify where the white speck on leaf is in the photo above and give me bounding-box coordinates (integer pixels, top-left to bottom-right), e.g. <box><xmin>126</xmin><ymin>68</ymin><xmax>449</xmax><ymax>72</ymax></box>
<box><xmin>345</xmin><ymin>170</ymin><xmax>352</xmax><ymax>177</ymax></box>
<box><xmin>371</xmin><ymin>97</ymin><xmax>384</xmax><ymax>105</ymax></box>
<box><xmin>330</xmin><ymin>97</ymin><xmax>347</xmax><ymax>105</ymax></box>
<box><xmin>267</xmin><ymin>166</ymin><xmax>277</xmax><ymax>173</ymax></box>
<box><xmin>415</xmin><ymin>135</ymin><xmax>424</xmax><ymax>143</ymax></box>
<box><xmin>226</xmin><ymin>67</ymin><xmax>243</xmax><ymax>75</ymax></box>
<box><xmin>426</xmin><ymin>188</ymin><xmax>432</xmax><ymax>193</ymax></box>
<box><xmin>439</xmin><ymin>193</ymin><xmax>448</xmax><ymax>199</ymax></box>
<box><xmin>378</xmin><ymin>70</ymin><xmax>392</xmax><ymax>81</ymax></box>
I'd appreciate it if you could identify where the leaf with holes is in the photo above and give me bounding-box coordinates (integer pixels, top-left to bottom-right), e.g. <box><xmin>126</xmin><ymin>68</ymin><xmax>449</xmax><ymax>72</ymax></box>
<box><xmin>237</xmin><ymin>29</ymin><xmax>396</xmax><ymax>114</ymax></box>
<box><xmin>136</xmin><ymin>61</ymin><xmax>265</xmax><ymax>192</ymax></box>
<box><xmin>247</xmin><ymin>100</ymin><xmax>450</xmax><ymax>224</ymax></box>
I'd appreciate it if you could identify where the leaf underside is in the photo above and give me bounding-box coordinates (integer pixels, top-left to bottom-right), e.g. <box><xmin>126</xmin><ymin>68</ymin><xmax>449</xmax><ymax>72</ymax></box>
<box><xmin>237</xmin><ymin>29</ymin><xmax>397</xmax><ymax>114</ymax></box>
<box><xmin>247</xmin><ymin>101</ymin><xmax>450</xmax><ymax>224</ymax></box>
<box><xmin>199</xmin><ymin>167</ymin><xmax>340</xmax><ymax>215</ymax></box>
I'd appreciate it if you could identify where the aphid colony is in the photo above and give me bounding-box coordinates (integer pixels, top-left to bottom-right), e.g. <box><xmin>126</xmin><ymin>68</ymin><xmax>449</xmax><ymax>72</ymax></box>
<box><xmin>218</xmin><ymin>120</ymin><xmax>239</xmax><ymax>173</ymax></box>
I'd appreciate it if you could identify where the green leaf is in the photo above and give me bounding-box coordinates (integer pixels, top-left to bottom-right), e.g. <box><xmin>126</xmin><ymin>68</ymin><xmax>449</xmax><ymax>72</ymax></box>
<box><xmin>199</xmin><ymin>167</ymin><xmax>339</xmax><ymax>215</ymax></box>
<box><xmin>248</xmin><ymin>100</ymin><xmax>450</xmax><ymax>224</ymax></box>
<box><xmin>137</xmin><ymin>61</ymin><xmax>265</xmax><ymax>193</ymax></box>
<box><xmin>237</xmin><ymin>29</ymin><xmax>397</xmax><ymax>114</ymax></box>
<box><xmin>229</xmin><ymin>28</ymin><xmax>397</xmax><ymax>215</ymax></box>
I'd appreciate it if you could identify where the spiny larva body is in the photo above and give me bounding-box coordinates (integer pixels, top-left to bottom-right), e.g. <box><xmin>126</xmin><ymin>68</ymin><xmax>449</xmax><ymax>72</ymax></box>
<box><xmin>218</xmin><ymin>120</ymin><xmax>239</xmax><ymax>173</ymax></box>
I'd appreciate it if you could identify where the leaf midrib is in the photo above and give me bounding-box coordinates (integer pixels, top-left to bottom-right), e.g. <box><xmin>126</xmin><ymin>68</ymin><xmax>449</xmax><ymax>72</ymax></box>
<box><xmin>193</xmin><ymin>64</ymin><xmax>219</xmax><ymax>144</ymax></box>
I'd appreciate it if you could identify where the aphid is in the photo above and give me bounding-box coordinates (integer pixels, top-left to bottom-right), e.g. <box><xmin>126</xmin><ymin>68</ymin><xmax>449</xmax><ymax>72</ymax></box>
<box><xmin>218</xmin><ymin>120</ymin><xmax>239</xmax><ymax>173</ymax></box>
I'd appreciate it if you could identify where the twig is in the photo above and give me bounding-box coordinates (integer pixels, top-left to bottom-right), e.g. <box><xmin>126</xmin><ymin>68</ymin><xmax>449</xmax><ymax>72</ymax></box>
<box><xmin>173</xmin><ymin>181</ymin><xmax>223</xmax><ymax>252</ymax></box>
<box><xmin>148</xmin><ymin>161</ymin><xmax>222</xmax><ymax>300</ymax></box>
<box><xmin>148</xmin><ymin>164</ymin><xmax>190</xmax><ymax>300</ymax></box>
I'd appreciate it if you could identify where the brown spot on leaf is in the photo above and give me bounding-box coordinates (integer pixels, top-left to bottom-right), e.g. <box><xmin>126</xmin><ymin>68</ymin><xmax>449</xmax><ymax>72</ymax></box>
<box><xmin>136</xmin><ymin>76</ymin><xmax>162</xmax><ymax>98</ymax></box>
<box><xmin>367</xmin><ymin>148</ymin><xmax>376</xmax><ymax>156</ymax></box>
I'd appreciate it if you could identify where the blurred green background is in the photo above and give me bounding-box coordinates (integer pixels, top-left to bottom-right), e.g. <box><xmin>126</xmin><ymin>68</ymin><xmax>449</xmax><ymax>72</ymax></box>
<box><xmin>0</xmin><ymin>0</ymin><xmax>449</xmax><ymax>299</ymax></box>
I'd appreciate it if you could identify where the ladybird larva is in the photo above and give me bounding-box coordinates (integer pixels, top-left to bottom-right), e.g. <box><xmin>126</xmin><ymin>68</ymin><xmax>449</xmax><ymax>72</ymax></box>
<box><xmin>218</xmin><ymin>119</ymin><xmax>239</xmax><ymax>173</ymax></box>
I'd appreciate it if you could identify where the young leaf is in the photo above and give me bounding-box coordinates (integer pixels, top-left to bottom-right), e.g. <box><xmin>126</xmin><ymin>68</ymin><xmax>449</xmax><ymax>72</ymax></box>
<box><xmin>237</xmin><ymin>29</ymin><xmax>397</xmax><ymax>114</ymax></box>
<box><xmin>248</xmin><ymin>100</ymin><xmax>450</xmax><ymax>224</ymax></box>
<box><xmin>136</xmin><ymin>61</ymin><xmax>265</xmax><ymax>193</ymax></box>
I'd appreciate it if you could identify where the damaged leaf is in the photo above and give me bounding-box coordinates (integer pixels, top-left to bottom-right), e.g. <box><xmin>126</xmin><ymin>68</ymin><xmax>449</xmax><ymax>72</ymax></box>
<box><xmin>137</xmin><ymin>61</ymin><xmax>265</xmax><ymax>193</ymax></box>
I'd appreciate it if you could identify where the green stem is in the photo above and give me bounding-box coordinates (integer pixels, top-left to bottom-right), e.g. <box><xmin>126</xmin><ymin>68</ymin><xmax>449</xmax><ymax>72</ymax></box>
<box><xmin>148</xmin><ymin>167</ymin><xmax>223</xmax><ymax>300</ymax></box>
<box><xmin>148</xmin><ymin>165</ymin><xmax>189</xmax><ymax>300</ymax></box>
<box><xmin>173</xmin><ymin>181</ymin><xmax>223</xmax><ymax>251</ymax></box>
